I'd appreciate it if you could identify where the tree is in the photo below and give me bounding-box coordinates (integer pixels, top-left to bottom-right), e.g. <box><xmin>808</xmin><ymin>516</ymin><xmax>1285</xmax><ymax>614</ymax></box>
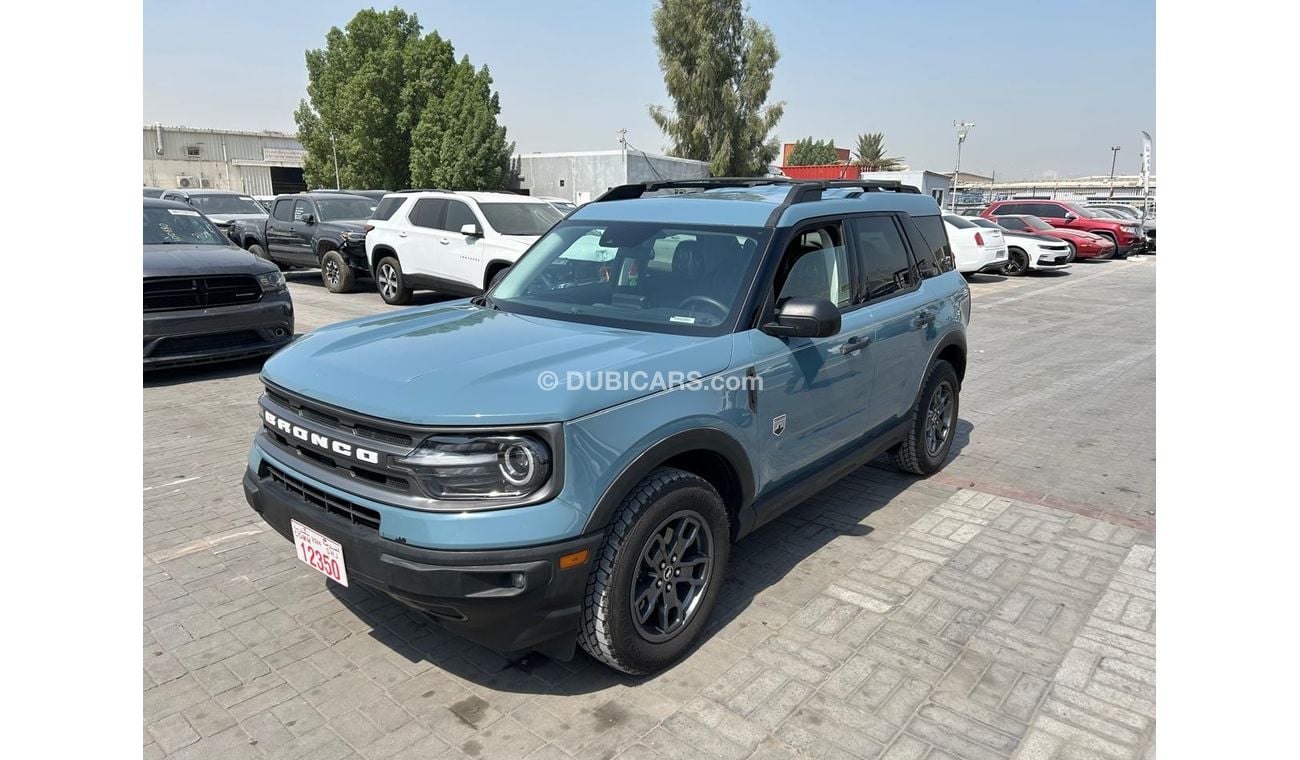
<box><xmin>786</xmin><ymin>137</ymin><xmax>841</xmax><ymax>166</ymax></box>
<box><xmin>648</xmin><ymin>0</ymin><xmax>785</xmax><ymax>176</ymax></box>
<box><xmin>293</xmin><ymin>8</ymin><xmax>512</xmax><ymax>191</ymax></box>
<box><xmin>853</xmin><ymin>132</ymin><xmax>904</xmax><ymax>172</ymax></box>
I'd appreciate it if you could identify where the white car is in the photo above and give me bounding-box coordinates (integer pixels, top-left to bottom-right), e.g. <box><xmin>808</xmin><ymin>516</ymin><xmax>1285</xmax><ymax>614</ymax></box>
<box><xmin>969</xmin><ymin>217</ymin><xmax>1071</xmax><ymax>275</ymax></box>
<box><xmin>534</xmin><ymin>196</ymin><xmax>579</xmax><ymax>215</ymax></box>
<box><xmin>365</xmin><ymin>191</ymin><xmax>564</xmax><ymax>305</ymax></box>
<box><xmin>943</xmin><ymin>213</ymin><xmax>1008</xmax><ymax>275</ymax></box>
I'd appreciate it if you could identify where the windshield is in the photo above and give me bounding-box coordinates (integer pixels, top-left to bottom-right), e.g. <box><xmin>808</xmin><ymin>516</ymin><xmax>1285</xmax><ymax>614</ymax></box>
<box><xmin>969</xmin><ymin>218</ymin><xmax>999</xmax><ymax>229</ymax></box>
<box><xmin>316</xmin><ymin>197</ymin><xmax>378</xmax><ymax>221</ymax></box>
<box><xmin>490</xmin><ymin>221</ymin><xmax>770</xmax><ymax>335</ymax></box>
<box><xmin>144</xmin><ymin>206</ymin><xmax>230</xmax><ymax>246</ymax></box>
<box><xmin>479</xmin><ymin>203</ymin><xmax>563</xmax><ymax>236</ymax></box>
<box><xmin>1096</xmin><ymin>206</ymin><xmax>1139</xmax><ymax>219</ymax></box>
<box><xmin>188</xmin><ymin>194</ymin><xmax>265</xmax><ymax>215</ymax></box>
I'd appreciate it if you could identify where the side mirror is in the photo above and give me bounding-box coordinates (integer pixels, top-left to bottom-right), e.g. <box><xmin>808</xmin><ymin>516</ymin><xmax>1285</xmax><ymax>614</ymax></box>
<box><xmin>761</xmin><ymin>297</ymin><xmax>841</xmax><ymax>338</ymax></box>
<box><xmin>460</xmin><ymin>223</ymin><xmax>482</xmax><ymax>237</ymax></box>
<box><xmin>300</xmin><ymin>213</ymin><xmax>315</xmax><ymax>224</ymax></box>
<box><xmin>1062</xmin><ymin>213</ymin><xmax>1076</xmax><ymax>222</ymax></box>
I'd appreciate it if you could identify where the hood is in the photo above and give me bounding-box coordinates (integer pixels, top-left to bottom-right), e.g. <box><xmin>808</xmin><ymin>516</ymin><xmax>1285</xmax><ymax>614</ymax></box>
<box><xmin>1045</xmin><ymin>228</ymin><xmax>1104</xmax><ymax>243</ymax></box>
<box><xmin>494</xmin><ymin>234</ymin><xmax>539</xmax><ymax>250</ymax></box>
<box><xmin>205</xmin><ymin>212</ymin><xmax>267</xmax><ymax>225</ymax></box>
<box><xmin>143</xmin><ymin>245</ymin><xmax>277</xmax><ymax>277</ymax></box>
<box><xmin>261</xmin><ymin>303</ymin><xmax>734</xmax><ymax>426</ymax></box>
<box><xmin>326</xmin><ymin>219</ymin><xmax>369</xmax><ymax>232</ymax></box>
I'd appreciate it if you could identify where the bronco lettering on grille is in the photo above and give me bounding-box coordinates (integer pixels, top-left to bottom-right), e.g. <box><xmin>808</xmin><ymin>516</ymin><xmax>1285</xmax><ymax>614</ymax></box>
<box><xmin>263</xmin><ymin>409</ymin><xmax>380</xmax><ymax>464</ymax></box>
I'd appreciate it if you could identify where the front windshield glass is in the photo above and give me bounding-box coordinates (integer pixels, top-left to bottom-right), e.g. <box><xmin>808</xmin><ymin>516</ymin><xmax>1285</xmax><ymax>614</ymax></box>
<box><xmin>316</xmin><ymin>197</ymin><xmax>378</xmax><ymax>221</ymax></box>
<box><xmin>188</xmin><ymin>194</ymin><xmax>265</xmax><ymax>215</ymax></box>
<box><xmin>144</xmin><ymin>206</ymin><xmax>230</xmax><ymax>246</ymax></box>
<box><xmin>491</xmin><ymin>221</ymin><xmax>769</xmax><ymax>335</ymax></box>
<box><xmin>479</xmin><ymin>203</ymin><xmax>563</xmax><ymax>236</ymax></box>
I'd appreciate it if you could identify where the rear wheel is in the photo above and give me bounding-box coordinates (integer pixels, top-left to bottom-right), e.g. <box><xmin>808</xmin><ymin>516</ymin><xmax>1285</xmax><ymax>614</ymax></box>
<box><xmin>375</xmin><ymin>256</ymin><xmax>412</xmax><ymax>305</ymax></box>
<box><xmin>578</xmin><ymin>468</ymin><xmax>730</xmax><ymax>674</ymax></box>
<box><xmin>320</xmin><ymin>250</ymin><xmax>355</xmax><ymax>293</ymax></box>
<box><xmin>1004</xmin><ymin>248</ymin><xmax>1030</xmax><ymax>276</ymax></box>
<box><xmin>891</xmin><ymin>360</ymin><xmax>960</xmax><ymax>475</ymax></box>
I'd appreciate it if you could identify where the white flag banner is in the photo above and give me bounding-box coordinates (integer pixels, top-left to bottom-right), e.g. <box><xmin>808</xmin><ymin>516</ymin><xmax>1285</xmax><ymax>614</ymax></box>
<box><xmin>1141</xmin><ymin>131</ymin><xmax>1152</xmax><ymax>195</ymax></box>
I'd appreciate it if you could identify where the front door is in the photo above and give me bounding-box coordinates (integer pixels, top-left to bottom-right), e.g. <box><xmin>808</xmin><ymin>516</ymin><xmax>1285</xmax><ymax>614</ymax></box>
<box><xmin>439</xmin><ymin>199</ymin><xmax>485</xmax><ymax>289</ymax></box>
<box><xmin>751</xmin><ymin>222</ymin><xmax>874</xmax><ymax>513</ymax></box>
<box><xmin>288</xmin><ymin>199</ymin><xmax>318</xmax><ymax>266</ymax></box>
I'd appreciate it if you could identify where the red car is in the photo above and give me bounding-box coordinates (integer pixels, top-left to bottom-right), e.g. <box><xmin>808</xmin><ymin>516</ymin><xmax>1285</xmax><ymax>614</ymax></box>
<box><xmin>982</xmin><ymin>199</ymin><xmax>1147</xmax><ymax>258</ymax></box>
<box><xmin>990</xmin><ymin>214</ymin><xmax>1117</xmax><ymax>260</ymax></box>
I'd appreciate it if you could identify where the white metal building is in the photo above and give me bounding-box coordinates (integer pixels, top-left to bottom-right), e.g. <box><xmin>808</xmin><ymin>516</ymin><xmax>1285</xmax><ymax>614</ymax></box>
<box><xmin>143</xmin><ymin>124</ymin><xmax>307</xmax><ymax>195</ymax></box>
<box><xmin>511</xmin><ymin>150</ymin><xmax>710</xmax><ymax>203</ymax></box>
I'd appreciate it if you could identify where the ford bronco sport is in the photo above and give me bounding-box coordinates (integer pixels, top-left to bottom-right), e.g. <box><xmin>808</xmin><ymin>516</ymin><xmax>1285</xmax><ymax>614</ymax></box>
<box><xmin>243</xmin><ymin>178</ymin><xmax>970</xmax><ymax>674</ymax></box>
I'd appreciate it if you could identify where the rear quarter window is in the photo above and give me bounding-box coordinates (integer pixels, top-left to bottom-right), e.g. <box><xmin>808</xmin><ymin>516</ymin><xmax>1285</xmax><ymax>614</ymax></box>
<box><xmin>371</xmin><ymin>196</ymin><xmax>405</xmax><ymax>221</ymax></box>
<box><xmin>910</xmin><ymin>215</ymin><xmax>956</xmax><ymax>275</ymax></box>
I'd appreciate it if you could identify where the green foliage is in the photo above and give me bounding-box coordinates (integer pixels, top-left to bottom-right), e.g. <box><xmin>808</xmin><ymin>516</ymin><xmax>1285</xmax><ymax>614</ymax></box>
<box><xmin>786</xmin><ymin>137</ymin><xmax>841</xmax><ymax>166</ymax></box>
<box><xmin>294</xmin><ymin>8</ymin><xmax>511</xmax><ymax>191</ymax></box>
<box><xmin>853</xmin><ymin>132</ymin><xmax>904</xmax><ymax>171</ymax></box>
<box><xmin>648</xmin><ymin>0</ymin><xmax>785</xmax><ymax>176</ymax></box>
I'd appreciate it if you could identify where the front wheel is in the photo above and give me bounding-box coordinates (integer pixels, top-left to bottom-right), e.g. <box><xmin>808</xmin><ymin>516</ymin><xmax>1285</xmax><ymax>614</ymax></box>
<box><xmin>374</xmin><ymin>256</ymin><xmax>412</xmax><ymax>305</ymax></box>
<box><xmin>320</xmin><ymin>250</ymin><xmax>356</xmax><ymax>293</ymax></box>
<box><xmin>891</xmin><ymin>359</ymin><xmax>960</xmax><ymax>475</ymax></box>
<box><xmin>578</xmin><ymin>468</ymin><xmax>730</xmax><ymax>674</ymax></box>
<box><xmin>1004</xmin><ymin>248</ymin><xmax>1030</xmax><ymax>276</ymax></box>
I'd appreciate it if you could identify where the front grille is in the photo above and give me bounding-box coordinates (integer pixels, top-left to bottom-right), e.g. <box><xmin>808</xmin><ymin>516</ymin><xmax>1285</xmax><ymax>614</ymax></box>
<box><xmin>263</xmin><ymin>462</ymin><xmax>381</xmax><ymax>531</ymax></box>
<box><xmin>266</xmin><ymin>390</ymin><xmax>415</xmax><ymax>447</ymax></box>
<box><xmin>152</xmin><ymin>330</ymin><xmax>264</xmax><ymax>357</ymax></box>
<box><xmin>145</xmin><ymin>275</ymin><xmax>262</xmax><ymax>312</ymax></box>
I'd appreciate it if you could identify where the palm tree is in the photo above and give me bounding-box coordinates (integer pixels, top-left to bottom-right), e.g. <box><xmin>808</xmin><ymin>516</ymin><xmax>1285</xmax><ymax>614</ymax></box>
<box><xmin>854</xmin><ymin>132</ymin><xmax>904</xmax><ymax>171</ymax></box>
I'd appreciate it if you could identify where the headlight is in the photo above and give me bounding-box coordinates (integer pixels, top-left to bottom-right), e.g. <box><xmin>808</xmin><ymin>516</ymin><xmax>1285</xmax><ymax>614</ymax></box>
<box><xmin>396</xmin><ymin>434</ymin><xmax>552</xmax><ymax>499</ymax></box>
<box><xmin>339</xmin><ymin>231</ymin><xmax>363</xmax><ymax>242</ymax></box>
<box><xmin>257</xmin><ymin>271</ymin><xmax>286</xmax><ymax>292</ymax></box>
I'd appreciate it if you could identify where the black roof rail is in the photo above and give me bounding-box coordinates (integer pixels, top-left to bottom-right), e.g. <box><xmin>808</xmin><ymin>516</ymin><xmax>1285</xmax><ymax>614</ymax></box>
<box><xmin>395</xmin><ymin>188</ymin><xmax>454</xmax><ymax>194</ymax></box>
<box><xmin>816</xmin><ymin>179</ymin><xmax>921</xmax><ymax>194</ymax></box>
<box><xmin>589</xmin><ymin>177</ymin><xmax>922</xmax><ymax>209</ymax></box>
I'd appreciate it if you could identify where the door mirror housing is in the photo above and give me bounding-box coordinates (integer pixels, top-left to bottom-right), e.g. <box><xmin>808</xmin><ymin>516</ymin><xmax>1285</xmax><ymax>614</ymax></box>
<box><xmin>460</xmin><ymin>223</ymin><xmax>482</xmax><ymax>237</ymax></box>
<box><xmin>300</xmin><ymin>213</ymin><xmax>315</xmax><ymax>224</ymax></box>
<box><xmin>761</xmin><ymin>297</ymin><xmax>841</xmax><ymax>339</ymax></box>
<box><xmin>1061</xmin><ymin>213</ymin><xmax>1077</xmax><ymax>222</ymax></box>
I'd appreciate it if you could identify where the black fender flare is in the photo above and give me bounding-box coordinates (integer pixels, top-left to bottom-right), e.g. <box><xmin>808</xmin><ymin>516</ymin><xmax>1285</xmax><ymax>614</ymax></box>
<box><xmin>923</xmin><ymin>329</ymin><xmax>967</xmax><ymax>385</ymax></box>
<box><xmin>581</xmin><ymin>427</ymin><xmax>755</xmax><ymax>535</ymax></box>
<box><xmin>483</xmin><ymin>259</ymin><xmax>514</xmax><ymax>289</ymax></box>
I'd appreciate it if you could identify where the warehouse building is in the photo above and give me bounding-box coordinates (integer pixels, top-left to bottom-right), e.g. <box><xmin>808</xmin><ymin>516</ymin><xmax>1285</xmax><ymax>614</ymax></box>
<box><xmin>510</xmin><ymin>149</ymin><xmax>710</xmax><ymax>204</ymax></box>
<box><xmin>143</xmin><ymin>124</ymin><xmax>307</xmax><ymax>195</ymax></box>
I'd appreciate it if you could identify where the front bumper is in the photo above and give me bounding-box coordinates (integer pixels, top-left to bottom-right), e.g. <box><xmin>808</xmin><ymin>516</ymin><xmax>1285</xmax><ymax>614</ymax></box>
<box><xmin>243</xmin><ymin>461</ymin><xmax>603</xmax><ymax>656</ymax></box>
<box><xmin>144</xmin><ymin>291</ymin><xmax>294</xmax><ymax>368</ymax></box>
<box><xmin>340</xmin><ymin>240</ymin><xmax>370</xmax><ymax>273</ymax></box>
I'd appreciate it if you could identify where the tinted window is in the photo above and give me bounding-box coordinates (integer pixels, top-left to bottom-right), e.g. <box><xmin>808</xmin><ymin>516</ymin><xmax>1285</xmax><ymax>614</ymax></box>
<box><xmin>1032</xmin><ymin>203</ymin><xmax>1065</xmax><ymax>218</ymax></box>
<box><xmin>372</xmin><ymin>196</ymin><xmax>405</xmax><ymax>221</ymax></box>
<box><xmin>272</xmin><ymin>199</ymin><xmax>295</xmax><ymax>222</ymax></box>
<box><xmin>944</xmin><ymin>214</ymin><xmax>976</xmax><ymax>229</ymax></box>
<box><xmin>143</xmin><ymin>206</ymin><xmax>228</xmax><ymax>246</ymax></box>
<box><xmin>911</xmin><ymin>215</ymin><xmax>956</xmax><ymax>274</ymax></box>
<box><xmin>409</xmin><ymin>198</ymin><xmax>448</xmax><ymax>229</ymax></box>
<box><xmin>293</xmin><ymin>200</ymin><xmax>314</xmax><ymax>221</ymax></box>
<box><xmin>775</xmin><ymin>225</ymin><xmax>852</xmax><ymax>309</ymax></box>
<box><xmin>969</xmin><ymin>218</ymin><xmax>999</xmax><ymax>229</ymax></box>
<box><xmin>188</xmin><ymin>194</ymin><xmax>265</xmax><ymax>215</ymax></box>
<box><xmin>851</xmin><ymin>216</ymin><xmax>917</xmax><ymax>301</ymax></box>
<box><xmin>998</xmin><ymin>216</ymin><xmax>1029</xmax><ymax>231</ymax></box>
<box><xmin>161</xmin><ymin>192</ymin><xmax>186</xmax><ymax>203</ymax></box>
<box><xmin>478</xmin><ymin>203</ymin><xmax>563</xmax><ymax>236</ymax></box>
<box><xmin>443</xmin><ymin>201</ymin><xmax>478</xmax><ymax>232</ymax></box>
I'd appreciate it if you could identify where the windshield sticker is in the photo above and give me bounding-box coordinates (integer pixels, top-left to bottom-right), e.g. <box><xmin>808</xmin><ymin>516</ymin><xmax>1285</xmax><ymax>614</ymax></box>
<box><xmin>167</xmin><ymin>209</ymin><xmax>200</xmax><ymax>216</ymax></box>
<box><xmin>669</xmin><ymin>316</ymin><xmax>697</xmax><ymax>324</ymax></box>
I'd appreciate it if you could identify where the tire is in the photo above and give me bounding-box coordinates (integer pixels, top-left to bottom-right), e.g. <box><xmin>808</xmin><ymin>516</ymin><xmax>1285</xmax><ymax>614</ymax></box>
<box><xmin>374</xmin><ymin>256</ymin><xmax>412</xmax><ymax>305</ymax></box>
<box><xmin>320</xmin><ymin>250</ymin><xmax>355</xmax><ymax>293</ymax></box>
<box><xmin>1064</xmin><ymin>241</ymin><xmax>1078</xmax><ymax>263</ymax></box>
<box><xmin>1092</xmin><ymin>233</ymin><xmax>1117</xmax><ymax>260</ymax></box>
<box><xmin>1004</xmin><ymin>248</ymin><xmax>1030</xmax><ymax>276</ymax></box>
<box><xmin>890</xmin><ymin>360</ymin><xmax>960</xmax><ymax>475</ymax></box>
<box><xmin>577</xmin><ymin>467</ymin><xmax>730</xmax><ymax>674</ymax></box>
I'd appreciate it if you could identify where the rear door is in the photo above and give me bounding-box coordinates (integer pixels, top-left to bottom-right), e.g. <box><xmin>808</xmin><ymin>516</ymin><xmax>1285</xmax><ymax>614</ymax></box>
<box><xmin>401</xmin><ymin>198</ymin><xmax>450</xmax><ymax>278</ymax></box>
<box><xmin>849</xmin><ymin>214</ymin><xmax>933</xmax><ymax>433</ymax></box>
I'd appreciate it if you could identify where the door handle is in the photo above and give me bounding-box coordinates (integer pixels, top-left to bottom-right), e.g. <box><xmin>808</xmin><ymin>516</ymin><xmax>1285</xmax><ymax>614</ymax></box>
<box><xmin>912</xmin><ymin>310</ymin><xmax>938</xmax><ymax>328</ymax></box>
<box><xmin>439</xmin><ymin>239</ymin><xmax>450</xmax><ymax>245</ymax></box>
<box><xmin>398</xmin><ymin>232</ymin><xmax>407</xmax><ymax>238</ymax></box>
<box><xmin>837</xmin><ymin>336</ymin><xmax>870</xmax><ymax>355</ymax></box>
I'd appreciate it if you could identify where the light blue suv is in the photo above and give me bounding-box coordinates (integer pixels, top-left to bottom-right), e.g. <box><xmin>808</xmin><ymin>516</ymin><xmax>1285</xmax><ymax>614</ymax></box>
<box><xmin>243</xmin><ymin>178</ymin><xmax>970</xmax><ymax>674</ymax></box>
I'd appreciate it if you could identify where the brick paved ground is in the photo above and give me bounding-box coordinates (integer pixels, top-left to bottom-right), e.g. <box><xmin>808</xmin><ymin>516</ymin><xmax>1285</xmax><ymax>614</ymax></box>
<box><xmin>144</xmin><ymin>257</ymin><xmax>1156</xmax><ymax>759</ymax></box>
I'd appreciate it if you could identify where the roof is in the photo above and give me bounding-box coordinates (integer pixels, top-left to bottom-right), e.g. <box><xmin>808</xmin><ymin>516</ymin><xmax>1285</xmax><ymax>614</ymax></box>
<box><xmin>164</xmin><ymin>189</ymin><xmax>252</xmax><ymax>197</ymax></box>
<box><xmin>144</xmin><ymin>198</ymin><xmax>192</xmax><ymax>209</ymax></box>
<box><xmin>143</xmin><ymin>123</ymin><xmax>297</xmax><ymax>139</ymax></box>
<box><xmin>568</xmin><ymin>179</ymin><xmax>944</xmax><ymax>228</ymax></box>
<box><xmin>385</xmin><ymin>190</ymin><xmax>551</xmax><ymax>204</ymax></box>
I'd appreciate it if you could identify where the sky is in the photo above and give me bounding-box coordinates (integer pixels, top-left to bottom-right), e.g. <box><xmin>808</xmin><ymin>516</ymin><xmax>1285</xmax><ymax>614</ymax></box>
<box><xmin>143</xmin><ymin>0</ymin><xmax>1155</xmax><ymax>180</ymax></box>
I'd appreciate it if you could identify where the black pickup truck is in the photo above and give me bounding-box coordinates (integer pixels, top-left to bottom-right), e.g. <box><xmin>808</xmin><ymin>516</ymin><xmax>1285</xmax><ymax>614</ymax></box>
<box><xmin>228</xmin><ymin>193</ymin><xmax>378</xmax><ymax>293</ymax></box>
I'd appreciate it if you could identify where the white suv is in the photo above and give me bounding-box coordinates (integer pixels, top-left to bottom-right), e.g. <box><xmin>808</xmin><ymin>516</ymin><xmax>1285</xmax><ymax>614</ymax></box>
<box><xmin>365</xmin><ymin>191</ymin><xmax>563</xmax><ymax>305</ymax></box>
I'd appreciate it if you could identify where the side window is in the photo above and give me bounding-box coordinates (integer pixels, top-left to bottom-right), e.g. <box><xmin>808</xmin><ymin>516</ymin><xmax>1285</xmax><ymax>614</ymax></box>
<box><xmin>272</xmin><ymin>199</ymin><xmax>295</xmax><ymax>222</ymax></box>
<box><xmin>1033</xmin><ymin>203</ymin><xmax>1064</xmax><ymax>218</ymax></box>
<box><xmin>409</xmin><ymin>198</ymin><xmax>448</xmax><ymax>229</ymax></box>
<box><xmin>911</xmin><ymin>215</ymin><xmax>956</xmax><ymax>275</ymax></box>
<box><xmin>852</xmin><ymin>216</ymin><xmax>918</xmax><ymax>301</ymax></box>
<box><xmin>994</xmin><ymin>203</ymin><xmax>1022</xmax><ymax>215</ymax></box>
<box><xmin>998</xmin><ymin>217</ymin><xmax>1026</xmax><ymax>231</ymax></box>
<box><xmin>774</xmin><ymin>224</ymin><xmax>852</xmax><ymax>309</ymax></box>
<box><xmin>443</xmin><ymin>201</ymin><xmax>478</xmax><ymax>233</ymax></box>
<box><xmin>162</xmin><ymin>192</ymin><xmax>184</xmax><ymax>203</ymax></box>
<box><xmin>293</xmin><ymin>200</ymin><xmax>314</xmax><ymax>221</ymax></box>
<box><xmin>371</xmin><ymin>196</ymin><xmax>405</xmax><ymax>221</ymax></box>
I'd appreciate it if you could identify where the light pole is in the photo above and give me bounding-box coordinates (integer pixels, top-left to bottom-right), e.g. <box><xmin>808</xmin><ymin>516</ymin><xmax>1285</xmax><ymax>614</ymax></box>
<box><xmin>1107</xmin><ymin>145</ymin><xmax>1121</xmax><ymax>198</ymax></box>
<box><xmin>950</xmin><ymin>121</ymin><xmax>975</xmax><ymax>211</ymax></box>
<box><xmin>330</xmin><ymin>133</ymin><xmax>341</xmax><ymax>189</ymax></box>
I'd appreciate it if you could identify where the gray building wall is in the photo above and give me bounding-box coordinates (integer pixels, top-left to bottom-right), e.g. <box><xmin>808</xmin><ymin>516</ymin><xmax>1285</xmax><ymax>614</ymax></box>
<box><xmin>512</xmin><ymin>150</ymin><xmax>710</xmax><ymax>203</ymax></box>
<box><xmin>143</xmin><ymin>124</ymin><xmax>305</xmax><ymax>194</ymax></box>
